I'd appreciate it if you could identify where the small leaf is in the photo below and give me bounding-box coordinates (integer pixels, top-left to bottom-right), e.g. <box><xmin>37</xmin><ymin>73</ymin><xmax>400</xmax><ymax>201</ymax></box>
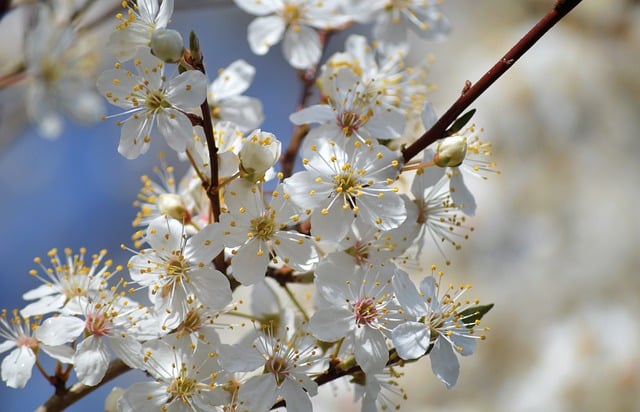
<box><xmin>445</xmin><ymin>109</ymin><xmax>476</xmax><ymax>137</ymax></box>
<box><xmin>457</xmin><ymin>303</ymin><xmax>493</xmax><ymax>328</ymax></box>
<box><xmin>189</xmin><ymin>30</ymin><xmax>202</xmax><ymax>66</ymax></box>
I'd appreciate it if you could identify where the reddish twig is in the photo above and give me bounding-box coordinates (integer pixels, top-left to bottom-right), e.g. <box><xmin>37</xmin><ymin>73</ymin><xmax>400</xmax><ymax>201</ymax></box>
<box><xmin>401</xmin><ymin>0</ymin><xmax>583</xmax><ymax>164</ymax></box>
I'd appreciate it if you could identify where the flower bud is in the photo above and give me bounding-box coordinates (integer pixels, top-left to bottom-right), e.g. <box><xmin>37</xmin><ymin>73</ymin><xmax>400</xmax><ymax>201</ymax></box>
<box><xmin>239</xmin><ymin>130</ymin><xmax>281</xmax><ymax>183</ymax></box>
<box><xmin>158</xmin><ymin>193</ymin><xmax>190</xmax><ymax>222</ymax></box>
<box><xmin>433</xmin><ymin>135</ymin><xmax>467</xmax><ymax>167</ymax></box>
<box><xmin>150</xmin><ymin>29</ymin><xmax>184</xmax><ymax>63</ymax></box>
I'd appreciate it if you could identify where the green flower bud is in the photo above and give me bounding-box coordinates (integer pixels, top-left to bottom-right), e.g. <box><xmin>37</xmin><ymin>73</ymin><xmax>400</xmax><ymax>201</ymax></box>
<box><xmin>434</xmin><ymin>135</ymin><xmax>467</xmax><ymax>167</ymax></box>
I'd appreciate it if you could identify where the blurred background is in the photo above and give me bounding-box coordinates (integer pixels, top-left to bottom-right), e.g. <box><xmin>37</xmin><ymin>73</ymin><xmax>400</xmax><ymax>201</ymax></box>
<box><xmin>1</xmin><ymin>0</ymin><xmax>639</xmax><ymax>410</ymax></box>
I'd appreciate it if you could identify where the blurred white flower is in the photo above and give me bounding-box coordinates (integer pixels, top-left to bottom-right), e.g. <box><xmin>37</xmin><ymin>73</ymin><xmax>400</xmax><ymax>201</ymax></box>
<box><xmin>234</xmin><ymin>0</ymin><xmax>351</xmax><ymax>69</ymax></box>
<box><xmin>208</xmin><ymin>59</ymin><xmax>264</xmax><ymax>131</ymax></box>
<box><xmin>107</xmin><ymin>0</ymin><xmax>175</xmax><ymax>61</ymax></box>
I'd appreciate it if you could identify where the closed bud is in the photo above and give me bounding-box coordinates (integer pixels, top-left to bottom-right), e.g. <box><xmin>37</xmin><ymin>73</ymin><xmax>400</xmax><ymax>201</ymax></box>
<box><xmin>150</xmin><ymin>29</ymin><xmax>184</xmax><ymax>63</ymax></box>
<box><xmin>433</xmin><ymin>135</ymin><xmax>467</xmax><ymax>167</ymax></box>
<box><xmin>239</xmin><ymin>130</ymin><xmax>281</xmax><ymax>183</ymax></box>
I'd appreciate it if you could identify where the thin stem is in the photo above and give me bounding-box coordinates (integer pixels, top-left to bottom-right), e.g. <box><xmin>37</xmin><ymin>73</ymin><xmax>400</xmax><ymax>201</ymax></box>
<box><xmin>225</xmin><ymin>311</ymin><xmax>263</xmax><ymax>322</ymax></box>
<box><xmin>187</xmin><ymin>35</ymin><xmax>227</xmax><ymax>273</ymax></box>
<box><xmin>185</xmin><ymin>148</ymin><xmax>208</xmax><ymax>185</ymax></box>
<box><xmin>34</xmin><ymin>358</ymin><xmax>51</xmax><ymax>382</ymax></box>
<box><xmin>282</xmin><ymin>284</ymin><xmax>309</xmax><ymax>322</ymax></box>
<box><xmin>402</xmin><ymin>0</ymin><xmax>584</xmax><ymax>164</ymax></box>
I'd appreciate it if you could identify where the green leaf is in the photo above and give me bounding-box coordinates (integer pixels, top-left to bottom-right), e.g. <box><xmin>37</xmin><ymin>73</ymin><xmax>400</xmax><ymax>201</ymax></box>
<box><xmin>445</xmin><ymin>109</ymin><xmax>476</xmax><ymax>137</ymax></box>
<box><xmin>457</xmin><ymin>303</ymin><xmax>494</xmax><ymax>328</ymax></box>
<box><xmin>189</xmin><ymin>30</ymin><xmax>202</xmax><ymax>66</ymax></box>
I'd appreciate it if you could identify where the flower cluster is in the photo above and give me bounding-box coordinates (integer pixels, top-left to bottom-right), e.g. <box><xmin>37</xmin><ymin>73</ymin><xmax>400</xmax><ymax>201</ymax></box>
<box><xmin>0</xmin><ymin>0</ymin><xmax>501</xmax><ymax>411</ymax></box>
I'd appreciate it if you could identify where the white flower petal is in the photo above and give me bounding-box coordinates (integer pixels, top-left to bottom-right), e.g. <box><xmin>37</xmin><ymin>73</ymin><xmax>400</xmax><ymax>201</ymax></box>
<box><xmin>310</xmin><ymin>204</ymin><xmax>353</xmax><ymax>242</ymax></box>
<box><xmin>156</xmin><ymin>108</ymin><xmax>192</xmax><ymax>153</ymax></box>
<box><xmin>272</xmin><ymin>232</ymin><xmax>317</xmax><ymax>271</ymax></box>
<box><xmin>450</xmin><ymin>171</ymin><xmax>477</xmax><ymax>216</ymax></box>
<box><xmin>1</xmin><ymin>347</ymin><xmax>35</xmax><ymax>388</ymax></box>
<box><xmin>309</xmin><ymin>307</ymin><xmax>353</xmax><ymax>342</ymax></box>
<box><xmin>118</xmin><ymin>115</ymin><xmax>153</xmax><ymax>159</ymax></box>
<box><xmin>391</xmin><ymin>321</ymin><xmax>430</xmax><ymax>360</ymax></box>
<box><xmin>234</xmin><ymin>0</ymin><xmax>279</xmax><ymax>15</ymax></box>
<box><xmin>430</xmin><ymin>337</ymin><xmax>460</xmax><ymax>388</ymax></box>
<box><xmin>392</xmin><ymin>269</ymin><xmax>427</xmax><ymax>317</ymax></box>
<box><xmin>189</xmin><ymin>268</ymin><xmax>232</xmax><ymax>310</ymax></box>
<box><xmin>231</xmin><ymin>240</ymin><xmax>269</xmax><ymax>285</ymax></box>
<box><xmin>422</xmin><ymin>101</ymin><xmax>438</xmax><ymax>130</ymax></box>
<box><xmin>73</xmin><ymin>335</ymin><xmax>111</xmax><ymax>386</ymax></box>
<box><xmin>247</xmin><ymin>15</ymin><xmax>285</xmax><ymax>55</ymax></box>
<box><xmin>355</xmin><ymin>326</ymin><xmax>388</xmax><ymax>374</ymax></box>
<box><xmin>282</xmin><ymin>25</ymin><xmax>321</xmax><ymax>69</ymax></box>
<box><xmin>186</xmin><ymin>222</ymin><xmax>225</xmax><ymax>263</ymax></box>
<box><xmin>20</xmin><ymin>293</ymin><xmax>65</xmax><ymax>317</ymax></box>
<box><xmin>281</xmin><ymin>378</ymin><xmax>313</xmax><ymax>412</ymax></box>
<box><xmin>210</xmin><ymin>59</ymin><xmax>255</xmax><ymax>98</ymax></box>
<box><xmin>35</xmin><ymin>316</ymin><xmax>85</xmax><ymax>346</ymax></box>
<box><xmin>289</xmin><ymin>104</ymin><xmax>335</xmax><ymax>125</ymax></box>
<box><xmin>165</xmin><ymin>70</ymin><xmax>207</xmax><ymax>108</ymax></box>
<box><xmin>237</xmin><ymin>374</ymin><xmax>278</xmax><ymax>412</ymax></box>
<box><xmin>219</xmin><ymin>343</ymin><xmax>265</xmax><ymax>372</ymax></box>
<box><xmin>119</xmin><ymin>381</ymin><xmax>170</xmax><ymax>412</ymax></box>
<box><xmin>40</xmin><ymin>344</ymin><xmax>74</xmax><ymax>364</ymax></box>
<box><xmin>217</xmin><ymin>95</ymin><xmax>264</xmax><ymax>131</ymax></box>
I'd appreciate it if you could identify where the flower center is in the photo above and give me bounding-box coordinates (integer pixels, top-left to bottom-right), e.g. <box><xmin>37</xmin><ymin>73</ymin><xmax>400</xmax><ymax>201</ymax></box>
<box><xmin>281</xmin><ymin>4</ymin><xmax>302</xmax><ymax>25</ymax></box>
<box><xmin>145</xmin><ymin>89</ymin><xmax>170</xmax><ymax>112</ymax></box>
<box><xmin>167</xmin><ymin>372</ymin><xmax>197</xmax><ymax>404</ymax></box>
<box><xmin>338</xmin><ymin>110</ymin><xmax>369</xmax><ymax>136</ymax></box>
<box><xmin>178</xmin><ymin>308</ymin><xmax>202</xmax><ymax>334</ymax></box>
<box><xmin>39</xmin><ymin>57</ymin><xmax>62</xmax><ymax>86</ymax></box>
<box><xmin>346</xmin><ymin>241</ymin><xmax>369</xmax><ymax>266</ymax></box>
<box><xmin>250</xmin><ymin>214</ymin><xmax>276</xmax><ymax>241</ymax></box>
<box><xmin>264</xmin><ymin>356</ymin><xmax>289</xmax><ymax>386</ymax></box>
<box><xmin>16</xmin><ymin>336</ymin><xmax>39</xmax><ymax>350</ymax></box>
<box><xmin>333</xmin><ymin>170</ymin><xmax>364</xmax><ymax>210</ymax></box>
<box><xmin>162</xmin><ymin>257</ymin><xmax>189</xmax><ymax>297</ymax></box>
<box><xmin>85</xmin><ymin>312</ymin><xmax>111</xmax><ymax>337</ymax></box>
<box><xmin>354</xmin><ymin>298</ymin><xmax>379</xmax><ymax>326</ymax></box>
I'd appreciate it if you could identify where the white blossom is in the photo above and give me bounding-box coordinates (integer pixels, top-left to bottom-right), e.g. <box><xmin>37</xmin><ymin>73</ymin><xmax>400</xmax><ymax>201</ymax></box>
<box><xmin>309</xmin><ymin>255</ymin><xmax>405</xmax><ymax>374</ymax></box>
<box><xmin>208</xmin><ymin>59</ymin><xmax>264</xmax><ymax>131</ymax></box>
<box><xmin>21</xmin><ymin>248</ymin><xmax>117</xmax><ymax>318</ymax></box>
<box><xmin>220</xmin><ymin>181</ymin><xmax>318</xmax><ymax>285</ymax></box>
<box><xmin>128</xmin><ymin>216</ymin><xmax>231</xmax><ymax>324</ymax></box>
<box><xmin>235</xmin><ymin>0</ymin><xmax>351</xmax><ymax>69</ymax></box>
<box><xmin>290</xmin><ymin>67</ymin><xmax>406</xmax><ymax>146</ymax></box>
<box><xmin>391</xmin><ymin>271</ymin><xmax>487</xmax><ymax>388</ymax></box>
<box><xmin>0</xmin><ymin>310</ymin><xmax>72</xmax><ymax>388</ymax></box>
<box><xmin>283</xmin><ymin>139</ymin><xmax>406</xmax><ymax>242</ymax></box>
<box><xmin>97</xmin><ymin>52</ymin><xmax>207</xmax><ymax>159</ymax></box>
<box><xmin>107</xmin><ymin>0</ymin><xmax>175</xmax><ymax>62</ymax></box>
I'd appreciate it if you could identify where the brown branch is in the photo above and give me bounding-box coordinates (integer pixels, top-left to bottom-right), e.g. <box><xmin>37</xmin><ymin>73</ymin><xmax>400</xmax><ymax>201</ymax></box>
<box><xmin>36</xmin><ymin>359</ymin><xmax>130</xmax><ymax>412</ymax></box>
<box><xmin>186</xmin><ymin>32</ymin><xmax>226</xmax><ymax>273</ymax></box>
<box><xmin>402</xmin><ymin>0</ymin><xmax>584</xmax><ymax>164</ymax></box>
